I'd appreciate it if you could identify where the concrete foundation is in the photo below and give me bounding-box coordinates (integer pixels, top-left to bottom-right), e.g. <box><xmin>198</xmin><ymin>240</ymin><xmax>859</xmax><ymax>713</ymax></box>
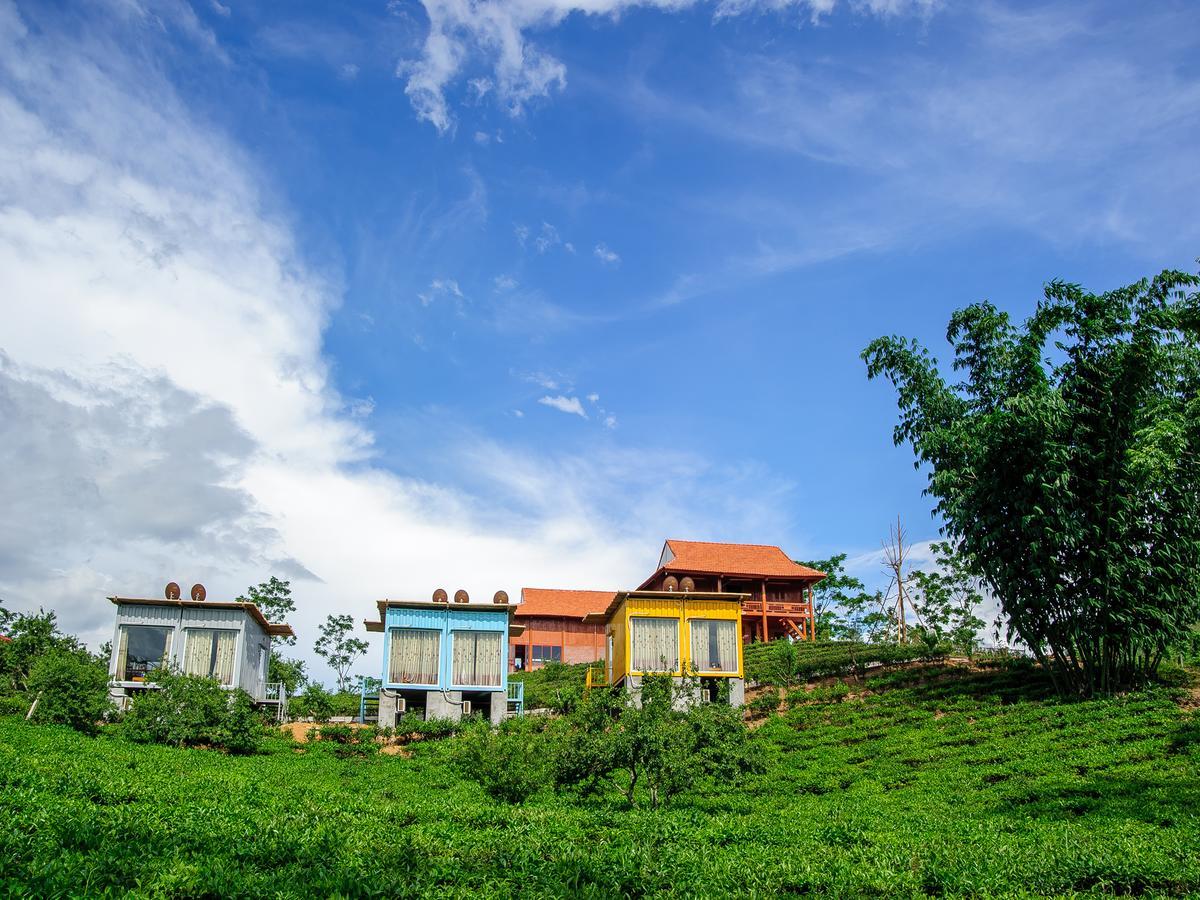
<box><xmin>488</xmin><ymin>692</ymin><xmax>506</xmax><ymax>724</ymax></box>
<box><xmin>377</xmin><ymin>689</ymin><xmax>400</xmax><ymax>729</ymax></box>
<box><xmin>425</xmin><ymin>689</ymin><xmax>464</xmax><ymax>722</ymax></box>
<box><xmin>622</xmin><ymin>675</ymin><xmax>745</xmax><ymax>710</ymax></box>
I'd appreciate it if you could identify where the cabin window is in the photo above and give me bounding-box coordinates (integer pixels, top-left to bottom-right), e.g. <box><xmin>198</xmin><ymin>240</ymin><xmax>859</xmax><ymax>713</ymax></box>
<box><xmin>451</xmin><ymin>631</ymin><xmax>503</xmax><ymax>687</ymax></box>
<box><xmin>630</xmin><ymin>617</ymin><xmax>679</xmax><ymax>672</ymax></box>
<box><xmin>530</xmin><ymin>645</ymin><xmax>561</xmax><ymax>665</ymax></box>
<box><xmin>115</xmin><ymin>625</ymin><xmax>173</xmax><ymax>682</ymax></box>
<box><xmin>689</xmin><ymin>619</ymin><xmax>739</xmax><ymax>674</ymax></box>
<box><xmin>182</xmin><ymin>629</ymin><xmax>238</xmax><ymax>685</ymax></box>
<box><xmin>388</xmin><ymin>628</ymin><xmax>441</xmax><ymax>685</ymax></box>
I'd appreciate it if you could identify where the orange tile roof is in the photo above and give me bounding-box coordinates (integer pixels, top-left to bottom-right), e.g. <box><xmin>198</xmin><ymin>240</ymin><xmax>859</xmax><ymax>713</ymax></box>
<box><xmin>659</xmin><ymin>540</ymin><xmax>826</xmax><ymax>580</ymax></box>
<box><xmin>518</xmin><ymin>588</ymin><xmax>616</xmax><ymax>619</ymax></box>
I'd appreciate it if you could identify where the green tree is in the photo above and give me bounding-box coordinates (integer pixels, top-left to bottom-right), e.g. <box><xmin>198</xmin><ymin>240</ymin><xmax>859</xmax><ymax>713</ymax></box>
<box><xmin>863</xmin><ymin>268</ymin><xmax>1200</xmax><ymax>695</ymax></box>
<box><xmin>268</xmin><ymin>652</ymin><xmax>307</xmax><ymax>695</ymax></box>
<box><xmin>797</xmin><ymin>554</ymin><xmax>880</xmax><ymax>640</ymax></box>
<box><xmin>313</xmin><ymin>614</ymin><xmax>368</xmax><ymax>693</ymax></box>
<box><xmin>0</xmin><ymin>608</ymin><xmax>85</xmax><ymax>694</ymax></box>
<box><xmin>26</xmin><ymin>650</ymin><xmax>112</xmax><ymax>734</ymax></box>
<box><xmin>238</xmin><ymin>577</ymin><xmax>296</xmax><ymax>645</ymax></box>
<box><xmin>908</xmin><ymin>541</ymin><xmax>987</xmax><ymax>656</ymax></box>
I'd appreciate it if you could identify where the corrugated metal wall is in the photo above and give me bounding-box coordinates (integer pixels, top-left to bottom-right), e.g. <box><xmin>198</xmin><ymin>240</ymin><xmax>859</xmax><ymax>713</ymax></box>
<box><xmin>381</xmin><ymin>605</ymin><xmax>510</xmax><ymax>692</ymax></box>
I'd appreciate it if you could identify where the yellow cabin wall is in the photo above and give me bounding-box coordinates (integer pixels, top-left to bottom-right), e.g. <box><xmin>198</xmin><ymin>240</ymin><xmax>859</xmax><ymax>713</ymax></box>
<box><xmin>610</xmin><ymin>596</ymin><xmax>743</xmax><ymax>684</ymax></box>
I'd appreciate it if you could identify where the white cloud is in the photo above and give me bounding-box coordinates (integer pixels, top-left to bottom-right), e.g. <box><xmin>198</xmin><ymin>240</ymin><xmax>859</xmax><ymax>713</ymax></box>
<box><xmin>538</xmin><ymin>395</ymin><xmax>587</xmax><ymax>418</ymax></box>
<box><xmin>0</xmin><ymin>1</ymin><xmax>810</xmax><ymax>685</ymax></box>
<box><xmin>512</xmin><ymin>409</ymin><xmax>524</xmax><ymax>418</ymax></box>
<box><xmin>594</xmin><ymin>242</ymin><xmax>619</xmax><ymax>264</ymax></box>
<box><xmin>587</xmin><ymin>392</ymin><xmax>599</xmax><ymax>403</ymax></box>
<box><xmin>399</xmin><ymin>0</ymin><xmax>938</xmax><ymax>131</ymax></box>
<box><xmin>493</xmin><ymin>273</ymin><xmax>518</xmax><ymax>292</ymax></box>
<box><xmin>473</xmin><ymin>130</ymin><xmax>490</xmax><ymax>144</ymax></box>
<box><xmin>210</xmin><ymin>0</ymin><xmax>231</xmax><ymax>17</ymax></box>
<box><xmin>417</xmin><ymin>277</ymin><xmax>464</xmax><ymax>307</ymax></box>
<box><xmin>339</xmin><ymin>62</ymin><xmax>360</xmax><ymax>80</ymax></box>
<box><xmin>534</xmin><ymin>221</ymin><xmax>560</xmax><ymax>253</ymax></box>
<box><xmin>603</xmin><ymin>414</ymin><xmax>617</xmax><ymax>429</ymax></box>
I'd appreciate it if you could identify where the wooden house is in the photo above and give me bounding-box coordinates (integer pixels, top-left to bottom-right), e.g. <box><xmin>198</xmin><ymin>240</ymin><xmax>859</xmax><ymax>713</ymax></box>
<box><xmin>638</xmin><ymin>540</ymin><xmax>825</xmax><ymax>643</ymax></box>
<box><xmin>510</xmin><ymin>588</ymin><xmax>612</xmax><ymax>671</ymax></box>
<box><xmin>106</xmin><ymin>583</ymin><xmax>294</xmax><ymax>714</ymax></box>
<box><xmin>364</xmin><ymin>591</ymin><xmax>523</xmax><ymax>725</ymax></box>
<box><xmin>583</xmin><ymin>589</ymin><xmax>748</xmax><ymax>707</ymax></box>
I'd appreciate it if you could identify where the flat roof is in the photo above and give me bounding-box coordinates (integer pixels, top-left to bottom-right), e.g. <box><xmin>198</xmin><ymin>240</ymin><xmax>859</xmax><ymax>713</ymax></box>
<box><xmin>363</xmin><ymin>598</ymin><xmax>524</xmax><ymax>636</ymax></box>
<box><xmin>582</xmin><ymin>589</ymin><xmax>751</xmax><ymax>624</ymax></box>
<box><xmin>108</xmin><ymin>597</ymin><xmax>295</xmax><ymax>638</ymax></box>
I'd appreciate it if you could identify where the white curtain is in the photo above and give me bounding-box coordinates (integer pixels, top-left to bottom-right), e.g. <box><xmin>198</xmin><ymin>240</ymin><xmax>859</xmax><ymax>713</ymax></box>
<box><xmin>115</xmin><ymin>627</ymin><xmax>129</xmax><ymax>680</ymax></box>
<box><xmin>451</xmin><ymin>631</ymin><xmax>502</xmax><ymax>686</ymax></box>
<box><xmin>184</xmin><ymin>629</ymin><xmax>238</xmax><ymax>684</ymax></box>
<box><xmin>631</xmin><ymin>617</ymin><xmax>679</xmax><ymax>673</ymax></box>
<box><xmin>690</xmin><ymin>619</ymin><xmax>738</xmax><ymax>673</ymax></box>
<box><xmin>213</xmin><ymin>631</ymin><xmax>237</xmax><ymax>685</ymax></box>
<box><xmin>389</xmin><ymin>629</ymin><xmax>440</xmax><ymax>684</ymax></box>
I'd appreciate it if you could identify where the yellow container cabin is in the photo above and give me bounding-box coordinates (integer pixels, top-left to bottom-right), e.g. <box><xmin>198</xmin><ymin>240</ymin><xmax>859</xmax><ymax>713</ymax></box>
<box><xmin>584</xmin><ymin>590</ymin><xmax>747</xmax><ymax>707</ymax></box>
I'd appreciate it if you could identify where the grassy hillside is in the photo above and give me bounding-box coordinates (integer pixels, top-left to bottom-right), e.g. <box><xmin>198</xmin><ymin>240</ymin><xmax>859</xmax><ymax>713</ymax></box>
<box><xmin>2</xmin><ymin>663</ymin><xmax>1198</xmax><ymax>897</ymax></box>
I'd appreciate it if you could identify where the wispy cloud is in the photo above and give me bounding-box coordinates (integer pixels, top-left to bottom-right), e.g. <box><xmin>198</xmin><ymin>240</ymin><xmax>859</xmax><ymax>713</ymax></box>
<box><xmin>417</xmin><ymin>277</ymin><xmax>464</xmax><ymax>308</ymax></box>
<box><xmin>538</xmin><ymin>394</ymin><xmax>588</xmax><ymax>418</ymax></box>
<box><xmin>399</xmin><ymin>0</ymin><xmax>938</xmax><ymax>132</ymax></box>
<box><xmin>594</xmin><ymin>242</ymin><xmax>620</xmax><ymax>264</ymax></box>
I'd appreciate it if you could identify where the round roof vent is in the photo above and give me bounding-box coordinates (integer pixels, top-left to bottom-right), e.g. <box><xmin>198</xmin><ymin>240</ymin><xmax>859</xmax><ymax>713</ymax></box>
<box><xmin>493</xmin><ymin>590</ymin><xmax>509</xmax><ymax>605</ymax></box>
<box><xmin>432</xmin><ymin>588</ymin><xmax>448</xmax><ymax>603</ymax></box>
<box><xmin>165</xmin><ymin>582</ymin><xmax>181</xmax><ymax>600</ymax></box>
<box><xmin>680</xmin><ymin>576</ymin><xmax>696</xmax><ymax>593</ymax></box>
<box><xmin>190</xmin><ymin>583</ymin><xmax>207</xmax><ymax>602</ymax></box>
<box><xmin>663</xmin><ymin>575</ymin><xmax>679</xmax><ymax>592</ymax></box>
<box><xmin>453</xmin><ymin>589</ymin><xmax>470</xmax><ymax>604</ymax></box>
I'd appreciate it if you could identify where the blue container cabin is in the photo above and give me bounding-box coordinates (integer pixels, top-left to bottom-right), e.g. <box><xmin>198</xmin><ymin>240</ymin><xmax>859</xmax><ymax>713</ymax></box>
<box><xmin>364</xmin><ymin>592</ymin><xmax>524</xmax><ymax>725</ymax></box>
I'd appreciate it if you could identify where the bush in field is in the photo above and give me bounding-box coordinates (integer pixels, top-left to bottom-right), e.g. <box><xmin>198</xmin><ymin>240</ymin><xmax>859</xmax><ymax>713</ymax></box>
<box><xmin>291</xmin><ymin>683</ymin><xmax>335</xmax><ymax>722</ymax></box>
<box><xmin>458</xmin><ymin>716</ymin><xmax>558</xmax><ymax>803</ymax></box>
<box><xmin>123</xmin><ymin>672</ymin><xmax>260</xmax><ymax>754</ymax></box>
<box><xmin>25</xmin><ymin>649</ymin><xmax>111</xmax><ymax>734</ymax></box>
<box><xmin>745</xmin><ymin>639</ymin><xmax>945</xmax><ymax>686</ymax></box>
<box><xmin>551</xmin><ymin>674</ymin><xmax>761</xmax><ymax>808</ymax></box>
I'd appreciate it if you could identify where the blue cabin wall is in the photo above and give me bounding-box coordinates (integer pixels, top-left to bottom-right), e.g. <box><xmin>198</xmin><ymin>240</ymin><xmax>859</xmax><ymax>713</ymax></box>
<box><xmin>380</xmin><ymin>606</ymin><xmax>509</xmax><ymax>693</ymax></box>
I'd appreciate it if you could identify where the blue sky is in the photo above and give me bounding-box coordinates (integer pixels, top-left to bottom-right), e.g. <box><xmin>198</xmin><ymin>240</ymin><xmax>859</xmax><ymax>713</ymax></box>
<box><xmin>1</xmin><ymin>0</ymin><xmax>1197</xmax><ymax>680</ymax></box>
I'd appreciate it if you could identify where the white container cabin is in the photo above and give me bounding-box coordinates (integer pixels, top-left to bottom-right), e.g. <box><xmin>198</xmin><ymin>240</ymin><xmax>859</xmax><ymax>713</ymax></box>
<box><xmin>107</xmin><ymin>582</ymin><xmax>294</xmax><ymax>715</ymax></box>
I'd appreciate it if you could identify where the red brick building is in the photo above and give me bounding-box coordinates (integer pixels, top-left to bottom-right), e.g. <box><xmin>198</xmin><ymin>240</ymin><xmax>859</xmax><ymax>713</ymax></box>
<box><xmin>510</xmin><ymin>588</ymin><xmax>612</xmax><ymax>671</ymax></box>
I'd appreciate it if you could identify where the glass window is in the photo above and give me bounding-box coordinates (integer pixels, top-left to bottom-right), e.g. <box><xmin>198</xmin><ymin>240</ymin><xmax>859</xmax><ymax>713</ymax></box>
<box><xmin>388</xmin><ymin>628</ymin><xmax>441</xmax><ymax>685</ymax></box>
<box><xmin>689</xmin><ymin>619</ymin><xmax>739</xmax><ymax>674</ymax></box>
<box><xmin>116</xmin><ymin>625</ymin><xmax>173</xmax><ymax>682</ymax></box>
<box><xmin>183</xmin><ymin>629</ymin><xmax>239</xmax><ymax>685</ymax></box>
<box><xmin>630</xmin><ymin>617</ymin><xmax>679</xmax><ymax>672</ymax></box>
<box><xmin>531</xmin><ymin>645</ymin><xmax>561</xmax><ymax>665</ymax></box>
<box><xmin>452</xmin><ymin>631</ymin><xmax>502</xmax><ymax>686</ymax></box>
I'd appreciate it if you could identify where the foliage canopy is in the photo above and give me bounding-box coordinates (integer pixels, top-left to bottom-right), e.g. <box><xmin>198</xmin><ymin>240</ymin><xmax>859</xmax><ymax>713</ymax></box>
<box><xmin>864</xmin><ymin>269</ymin><xmax>1200</xmax><ymax>694</ymax></box>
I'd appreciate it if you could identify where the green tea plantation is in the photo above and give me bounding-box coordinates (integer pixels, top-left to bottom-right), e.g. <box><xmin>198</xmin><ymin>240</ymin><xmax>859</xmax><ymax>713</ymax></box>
<box><xmin>3</xmin><ymin>663</ymin><xmax>1198</xmax><ymax>898</ymax></box>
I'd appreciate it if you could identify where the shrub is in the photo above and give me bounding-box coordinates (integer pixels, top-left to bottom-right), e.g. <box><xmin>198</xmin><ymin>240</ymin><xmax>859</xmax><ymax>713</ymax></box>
<box><xmin>749</xmin><ymin>692</ymin><xmax>780</xmax><ymax>717</ymax></box>
<box><xmin>292</xmin><ymin>684</ymin><xmax>335</xmax><ymax>722</ymax></box>
<box><xmin>25</xmin><ymin>650</ymin><xmax>112</xmax><ymax>734</ymax></box>
<box><xmin>510</xmin><ymin>661</ymin><xmax>589</xmax><ymax>713</ymax></box>
<box><xmin>123</xmin><ymin>672</ymin><xmax>259</xmax><ymax>754</ymax></box>
<box><xmin>458</xmin><ymin>716</ymin><xmax>557</xmax><ymax>803</ymax></box>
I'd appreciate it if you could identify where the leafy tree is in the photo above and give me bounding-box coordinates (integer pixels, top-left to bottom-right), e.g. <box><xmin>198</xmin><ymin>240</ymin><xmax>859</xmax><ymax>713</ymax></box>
<box><xmin>313</xmin><ymin>614</ymin><xmax>369</xmax><ymax>693</ymax></box>
<box><xmin>268</xmin><ymin>652</ymin><xmax>307</xmax><ymax>695</ymax></box>
<box><xmin>26</xmin><ymin>650</ymin><xmax>112</xmax><ymax>734</ymax></box>
<box><xmin>238</xmin><ymin>577</ymin><xmax>296</xmax><ymax>645</ymax></box>
<box><xmin>0</xmin><ymin>608</ymin><xmax>85</xmax><ymax>694</ymax></box>
<box><xmin>797</xmin><ymin>554</ymin><xmax>878</xmax><ymax>640</ymax></box>
<box><xmin>908</xmin><ymin>541</ymin><xmax>987</xmax><ymax>656</ymax></box>
<box><xmin>293</xmin><ymin>682</ymin><xmax>335</xmax><ymax>722</ymax></box>
<box><xmin>863</xmin><ymin>268</ymin><xmax>1200</xmax><ymax>695</ymax></box>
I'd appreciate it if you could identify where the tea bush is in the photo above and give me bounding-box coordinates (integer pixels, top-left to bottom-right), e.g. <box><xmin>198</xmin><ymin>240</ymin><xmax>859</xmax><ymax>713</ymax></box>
<box><xmin>2</xmin><ymin>663</ymin><xmax>1198</xmax><ymax>897</ymax></box>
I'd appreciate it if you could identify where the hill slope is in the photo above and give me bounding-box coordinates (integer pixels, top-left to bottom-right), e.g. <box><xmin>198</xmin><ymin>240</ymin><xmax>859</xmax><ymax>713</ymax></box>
<box><xmin>1</xmin><ymin>664</ymin><xmax>1197</xmax><ymax>897</ymax></box>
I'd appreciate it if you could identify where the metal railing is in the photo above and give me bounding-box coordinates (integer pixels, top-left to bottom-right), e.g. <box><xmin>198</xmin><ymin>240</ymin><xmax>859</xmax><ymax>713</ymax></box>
<box><xmin>584</xmin><ymin>665</ymin><xmax>609</xmax><ymax>690</ymax></box>
<box><xmin>506</xmin><ymin>680</ymin><xmax>524</xmax><ymax>716</ymax></box>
